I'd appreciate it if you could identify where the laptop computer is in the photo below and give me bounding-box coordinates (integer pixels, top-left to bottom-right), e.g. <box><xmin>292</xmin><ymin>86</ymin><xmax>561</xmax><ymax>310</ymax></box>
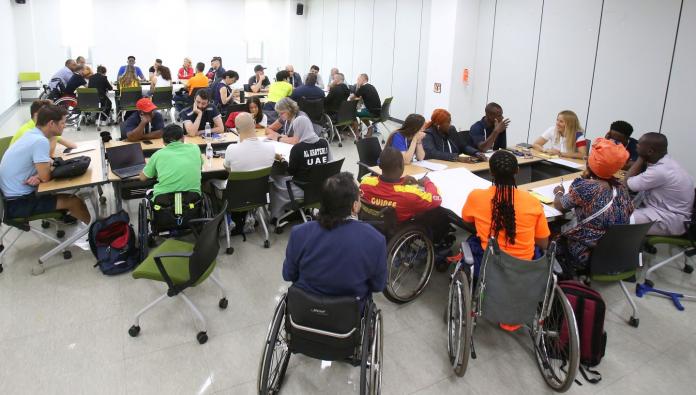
<box><xmin>106</xmin><ymin>143</ymin><xmax>146</xmax><ymax>179</ymax></box>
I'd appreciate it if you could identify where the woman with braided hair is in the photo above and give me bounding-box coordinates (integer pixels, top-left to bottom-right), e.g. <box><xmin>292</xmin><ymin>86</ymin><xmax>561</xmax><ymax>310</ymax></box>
<box><xmin>462</xmin><ymin>150</ymin><xmax>551</xmax><ymax>331</ymax></box>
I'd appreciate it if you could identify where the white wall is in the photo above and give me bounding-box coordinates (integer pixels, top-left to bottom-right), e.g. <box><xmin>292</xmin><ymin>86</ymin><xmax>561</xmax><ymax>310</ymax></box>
<box><xmin>1</xmin><ymin>1</ymin><xmax>19</xmax><ymax>116</ymax></box>
<box><xmin>306</xmin><ymin>0</ymin><xmax>431</xmax><ymax>121</ymax></box>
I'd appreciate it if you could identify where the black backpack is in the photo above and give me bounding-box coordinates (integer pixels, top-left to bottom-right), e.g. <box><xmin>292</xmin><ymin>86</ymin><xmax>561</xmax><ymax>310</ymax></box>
<box><xmin>52</xmin><ymin>156</ymin><xmax>91</xmax><ymax>179</ymax></box>
<box><xmin>88</xmin><ymin>210</ymin><xmax>139</xmax><ymax>275</ymax></box>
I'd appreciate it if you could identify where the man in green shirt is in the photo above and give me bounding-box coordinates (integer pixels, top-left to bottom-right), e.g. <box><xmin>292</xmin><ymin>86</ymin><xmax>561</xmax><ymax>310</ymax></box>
<box><xmin>11</xmin><ymin>100</ymin><xmax>77</xmax><ymax>156</ymax></box>
<box><xmin>139</xmin><ymin>124</ymin><xmax>203</xmax><ymax>200</ymax></box>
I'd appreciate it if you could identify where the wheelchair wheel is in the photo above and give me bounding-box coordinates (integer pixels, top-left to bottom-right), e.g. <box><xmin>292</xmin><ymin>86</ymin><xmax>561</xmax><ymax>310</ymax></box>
<box><xmin>447</xmin><ymin>270</ymin><xmax>472</xmax><ymax>377</ymax></box>
<box><xmin>360</xmin><ymin>304</ymin><xmax>383</xmax><ymax>395</ymax></box>
<box><xmin>137</xmin><ymin>200</ymin><xmax>149</xmax><ymax>263</ymax></box>
<box><xmin>532</xmin><ymin>284</ymin><xmax>579</xmax><ymax>392</ymax></box>
<box><xmin>258</xmin><ymin>294</ymin><xmax>291</xmax><ymax>395</ymax></box>
<box><xmin>383</xmin><ymin>225</ymin><xmax>434</xmax><ymax>304</ymax></box>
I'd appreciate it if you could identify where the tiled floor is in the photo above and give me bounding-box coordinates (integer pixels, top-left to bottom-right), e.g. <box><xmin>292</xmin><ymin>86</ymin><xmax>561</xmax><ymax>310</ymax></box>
<box><xmin>2</xmin><ymin>104</ymin><xmax>696</xmax><ymax>394</ymax></box>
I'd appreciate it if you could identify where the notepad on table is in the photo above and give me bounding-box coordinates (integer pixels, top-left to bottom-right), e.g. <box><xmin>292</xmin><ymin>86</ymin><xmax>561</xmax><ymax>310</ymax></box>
<box><xmin>412</xmin><ymin>160</ymin><xmax>448</xmax><ymax>171</ymax></box>
<box><xmin>548</xmin><ymin>158</ymin><xmax>584</xmax><ymax>169</ymax></box>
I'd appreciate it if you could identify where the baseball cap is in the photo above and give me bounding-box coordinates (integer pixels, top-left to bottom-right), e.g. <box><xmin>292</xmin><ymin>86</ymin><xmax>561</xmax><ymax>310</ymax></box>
<box><xmin>136</xmin><ymin>98</ymin><xmax>158</xmax><ymax>113</ymax></box>
<box><xmin>254</xmin><ymin>64</ymin><xmax>266</xmax><ymax>72</ymax></box>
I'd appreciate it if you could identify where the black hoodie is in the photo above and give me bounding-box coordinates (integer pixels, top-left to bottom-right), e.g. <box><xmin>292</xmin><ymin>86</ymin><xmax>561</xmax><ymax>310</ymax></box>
<box><xmin>422</xmin><ymin>126</ymin><xmax>478</xmax><ymax>161</ymax></box>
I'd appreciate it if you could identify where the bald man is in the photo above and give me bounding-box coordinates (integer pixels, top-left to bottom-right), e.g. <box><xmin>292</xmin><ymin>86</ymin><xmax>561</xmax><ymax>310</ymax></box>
<box><xmin>285</xmin><ymin>65</ymin><xmax>303</xmax><ymax>88</ymax></box>
<box><xmin>626</xmin><ymin>133</ymin><xmax>694</xmax><ymax>235</ymax></box>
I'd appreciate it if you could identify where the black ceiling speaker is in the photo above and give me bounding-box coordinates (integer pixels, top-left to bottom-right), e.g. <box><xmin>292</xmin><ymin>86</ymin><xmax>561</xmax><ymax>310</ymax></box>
<box><xmin>16</xmin><ymin>0</ymin><xmax>27</xmax><ymax>4</ymax></box>
<box><xmin>296</xmin><ymin>3</ymin><xmax>304</xmax><ymax>15</ymax></box>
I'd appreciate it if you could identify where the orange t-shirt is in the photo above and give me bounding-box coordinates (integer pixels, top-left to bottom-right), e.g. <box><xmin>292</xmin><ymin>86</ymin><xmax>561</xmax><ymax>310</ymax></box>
<box><xmin>461</xmin><ymin>186</ymin><xmax>550</xmax><ymax>259</ymax></box>
<box><xmin>187</xmin><ymin>72</ymin><xmax>210</xmax><ymax>95</ymax></box>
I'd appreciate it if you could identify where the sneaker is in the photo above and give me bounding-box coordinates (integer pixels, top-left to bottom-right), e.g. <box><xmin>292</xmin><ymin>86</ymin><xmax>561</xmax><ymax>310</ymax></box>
<box><xmin>499</xmin><ymin>323</ymin><xmax>522</xmax><ymax>332</ymax></box>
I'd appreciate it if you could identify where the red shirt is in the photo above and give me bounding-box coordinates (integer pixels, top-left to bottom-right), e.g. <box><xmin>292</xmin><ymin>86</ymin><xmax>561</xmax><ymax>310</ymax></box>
<box><xmin>359</xmin><ymin>176</ymin><xmax>442</xmax><ymax>222</ymax></box>
<box><xmin>178</xmin><ymin>67</ymin><xmax>194</xmax><ymax>80</ymax></box>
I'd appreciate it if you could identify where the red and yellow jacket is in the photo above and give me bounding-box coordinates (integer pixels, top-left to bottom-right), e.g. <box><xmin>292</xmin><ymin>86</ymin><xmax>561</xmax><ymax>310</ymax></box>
<box><xmin>359</xmin><ymin>176</ymin><xmax>442</xmax><ymax>222</ymax></box>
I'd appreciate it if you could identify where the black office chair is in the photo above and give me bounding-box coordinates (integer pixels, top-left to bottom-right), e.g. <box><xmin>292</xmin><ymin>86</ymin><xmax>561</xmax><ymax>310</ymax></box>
<box><xmin>356</xmin><ymin>136</ymin><xmax>382</xmax><ymax>180</ymax></box>
<box><xmin>276</xmin><ymin>159</ymin><xmax>345</xmax><ymax>231</ymax></box>
<box><xmin>298</xmin><ymin>97</ymin><xmax>333</xmax><ymax>141</ymax></box>
<box><xmin>588</xmin><ymin>222</ymin><xmax>654</xmax><ymax>327</ymax></box>
<box><xmin>358</xmin><ymin>97</ymin><xmax>393</xmax><ymax>143</ymax></box>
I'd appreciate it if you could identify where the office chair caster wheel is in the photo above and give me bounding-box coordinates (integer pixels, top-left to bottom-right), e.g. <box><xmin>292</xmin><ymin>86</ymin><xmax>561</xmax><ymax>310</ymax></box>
<box><xmin>41</xmin><ymin>220</ymin><xmax>50</xmax><ymax>229</ymax></box>
<box><xmin>226</xmin><ymin>247</ymin><xmax>234</xmax><ymax>255</ymax></box>
<box><xmin>63</xmin><ymin>251</ymin><xmax>72</xmax><ymax>259</ymax></box>
<box><xmin>264</xmin><ymin>240</ymin><xmax>270</xmax><ymax>248</ymax></box>
<box><xmin>56</xmin><ymin>230</ymin><xmax>65</xmax><ymax>239</ymax></box>
<box><xmin>219</xmin><ymin>298</ymin><xmax>228</xmax><ymax>309</ymax></box>
<box><xmin>147</xmin><ymin>236</ymin><xmax>157</xmax><ymax>248</ymax></box>
<box><xmin>629</xmin><ymin>317</ymin><xmax>639</xmax><ymax>328</ymax></box>
<box><xmin>197</xmin><ymin>331</ymin><xmax>208</xmax><ymax>344</ymax></box>
<box><xmin>643</xmin><ymin>279</ymin><xmax>655</xmax><ymax>288</ymax></box>
<box><xmin>76</xmin><ymin>127</ymin><xmax>81</xmax><ymax>131</ymax></box>
<box><xmin>338</xmin><ymin>143</ymin><xmax>343</xmax><ymax>148</ymax></box>
<box><xmin>684</xmin><ymin>265</ymin><xmax>694</xmax><ymax>274</ymax></box>
<box><xmin>99</xmin><ymin>196</ymin><xmax>107</xmax><ymax>205</ymax></box>
<box><xmin>128</xmin><ymin>325</ymin><xmax>140</xmax><ymax>337</ymax></box>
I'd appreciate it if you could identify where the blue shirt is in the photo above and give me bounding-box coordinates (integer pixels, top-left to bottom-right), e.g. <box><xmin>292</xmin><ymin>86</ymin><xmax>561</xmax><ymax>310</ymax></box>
<box><xmin>0</xmin><ymin>128</ymin><xmax>51</xmax><ymax>197</ymax></box>
<box><xmin>469</xmin><ymin>117</ymin><xmax>507</xmax><ymax>150</ymax></box>
<box><xmin>390</xmin><ymin>132</ymin><xmax>409</xmax><ymax>152</ymax></box>
<box><xmin>120</xmin><ymin>111</ymin><xmax>165</xmax><ymax>140</ymax></box>
<box><xmin>182</xmin><ymin>105</ymin><xmax>221</xmax><ymax>131</ymax></box>
<box><xmin>212</xmin><ymin>81</ymin><xmax>230</xmax><ymax>107</ymax></box>
<box><xmin>117</xmin><ymin>65</ymin><xmax>145</xmax><ymax>79</ymax></box>
<box><xmin>282</xmin><ymin>220</ymin><xmax>387</xmax><ymax>301</ymax></box>
<box><xmin>626</xmin><ymin>137</ymin><xmax>638</xmax><ymax>161</ymax></box>
<box><xmin>290</xmin><ymin>84</ymin><xmax>326</xmax><ymax>102</ymax></box>
<box><xmin>50</xmin><ymin>66</ymin><xmax>74</xmax><ymax>89</ymax></box>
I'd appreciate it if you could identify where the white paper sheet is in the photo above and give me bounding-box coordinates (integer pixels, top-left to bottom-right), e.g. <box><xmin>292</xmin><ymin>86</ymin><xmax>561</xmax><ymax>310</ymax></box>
<box><xmin>543</xmin><ymin>204</ymin><xmax>563</xmax><ymax>218</ymax></box>
<box><xmin>259</xmin><ymin>138</ymin><xmax>293</xmax><ymax>159</ymax></box>
<box><xmin>548</xmin><ymin>158</ymin><xmax>584</xmax><ymax>169</ymax></box>
<box><xmin>531</xmin><ymin>180</ymin><xmax>574</xmax><ymax>202</ymax></box>
<box><xmin>412</xmin><ymin>160</ymin><xmax>448</xmax><ymax>171</ymax></box>
<box><xmin>424</xmin><ymin>168</ymin><xmax>491</xmax><ymax>214</ymax></box>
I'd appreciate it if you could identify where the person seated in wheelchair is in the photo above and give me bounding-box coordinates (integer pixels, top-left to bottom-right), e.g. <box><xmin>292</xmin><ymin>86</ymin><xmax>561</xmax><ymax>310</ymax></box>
<box><xmin>551</xmin><ymin>138</ymin><xmax>634</xmax><ymax>278</ymax></box>
<box><xmin>269</xmin><ymin>114</ymin><xmax>331</xmax><ymax>222</ymax></box>
<box><xmin>625</xmin><ymin>132</ymin><xmax>694</xmax><ymax>236</ymax></box>
<box><xmin>138</xmin><ymin>124</ymin><xmax>203</xmax><ymax>229</ymax></box>
<box><xmin>10</xmin><ymin>99</ymin><xmax>76</xmax><ymax>157</ymax></box>
<box><xmin>48</xmin><ymin>59</ymin><xmax>78</xmax><ymax>97</ymax></box>
<box><xmin>283</xmin><ymin>172</ymin><xmax>387</xmax><ymax>305</ymax></box>
<box><xmin>121</xmin><ymin>98</ymin><xmax>165</xmax><ymax>141</ymax></box>
<box><xmin>360</xmin><ymin>147</ymin><xmax>457</xmax><ymax>259</ymax></box>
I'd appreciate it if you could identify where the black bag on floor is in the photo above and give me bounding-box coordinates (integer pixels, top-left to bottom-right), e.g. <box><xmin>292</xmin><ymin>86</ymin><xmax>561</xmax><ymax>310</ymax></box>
<box><xmin>88</xmin><ymin>210</ymin><xmax>139</xmax><ymax>275</ymax></box>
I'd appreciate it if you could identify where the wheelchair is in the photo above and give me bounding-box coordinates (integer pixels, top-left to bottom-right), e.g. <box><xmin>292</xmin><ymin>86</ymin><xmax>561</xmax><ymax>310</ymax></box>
<box><xmin>137</xmin><ymin>191</ymin><xmax>212</xmax><ymax>260</ymax></box>
<box><xmin>258</xmin><ymin>286</ymin><xmax>383</xmax><ymax>394</ymax></box>
<box><xmin>359</xmin><ymin>201</ymin><xmax>441</xmax><ymax>304</ymax></box>
<box><xmin>446</xmin><ymin>239</ymin><xmax>580</xmax><ymax>392</ymax></box>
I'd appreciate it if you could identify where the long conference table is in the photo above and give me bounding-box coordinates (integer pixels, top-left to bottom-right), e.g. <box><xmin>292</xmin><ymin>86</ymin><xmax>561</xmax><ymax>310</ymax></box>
<box><xmin>368</xmin><ymin>149</ymin><xmax>590</xmax><ymax>219</ymax></box>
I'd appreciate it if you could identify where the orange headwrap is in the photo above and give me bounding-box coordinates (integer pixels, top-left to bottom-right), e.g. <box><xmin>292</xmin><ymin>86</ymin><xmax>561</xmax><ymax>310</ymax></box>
<box><xmin>587</xmin><ymin>137</ymin><xmax>629</xmax><ymax>179</ymax></box>
<box><xmin>425</xmin><ymin>108</ymin><xmax>451</xmax><ymax>130</ymax></box>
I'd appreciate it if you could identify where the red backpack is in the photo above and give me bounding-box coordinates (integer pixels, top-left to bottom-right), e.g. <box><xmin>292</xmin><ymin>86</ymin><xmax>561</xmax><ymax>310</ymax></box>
<box><xmin>558</xmin><ymin>280</ymin><xmax>607</xmax><ymax>384</ymax></box>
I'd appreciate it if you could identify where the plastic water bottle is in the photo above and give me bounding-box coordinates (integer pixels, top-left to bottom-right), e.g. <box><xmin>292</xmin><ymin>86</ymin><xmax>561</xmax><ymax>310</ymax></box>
<box><xmin>204</xmin><ymin>122</ymin><xmax>211</xmax><ymax>141</ymax></box>
<box><xmin>206</xmin><ymin>142</ymin><xmax>213</xmax><ymax>168</ymax></box>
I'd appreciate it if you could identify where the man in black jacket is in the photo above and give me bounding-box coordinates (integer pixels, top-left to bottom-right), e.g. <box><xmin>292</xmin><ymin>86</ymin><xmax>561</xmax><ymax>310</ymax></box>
<box><xmin>324</xmin><ymin>72</ymin><xmax>350</xmax><ymax>118</ymax></box>
<box><xmin>422</xmin><ymin>109</ymin><xmax>486</xmax><ymax>162</ymax></box>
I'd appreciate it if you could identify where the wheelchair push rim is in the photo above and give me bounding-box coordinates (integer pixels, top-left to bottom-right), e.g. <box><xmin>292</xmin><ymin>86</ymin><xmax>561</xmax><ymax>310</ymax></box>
<box><xmin>383</xmin><ymin>226</ymin><xmax>434</xmax><ymax>304</ymax></box>
<box><xmin>447</xmin><ymin>270</ymin><xmax>472</xmax><ymax>377</ymax></box>
<box><xmin>360</xmin><ymin>306</ymin><xmax>383</xmax><ymax>395</ymax></box>
<box><xmin>532</xmin><ymin>284</ymin><xmax>580</xmax><ymax>392</ymax></box>
<box><xmin>258</xmin><ymin>294</ymin><xmax>291</xmax><ymax>394</ymax></box>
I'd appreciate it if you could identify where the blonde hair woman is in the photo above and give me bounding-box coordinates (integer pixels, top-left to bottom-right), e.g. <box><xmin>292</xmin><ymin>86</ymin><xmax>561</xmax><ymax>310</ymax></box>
<box><xmin>532</xmin><ymin>110</ymin><xmax>587</xmax><ymax>159</ymax></box>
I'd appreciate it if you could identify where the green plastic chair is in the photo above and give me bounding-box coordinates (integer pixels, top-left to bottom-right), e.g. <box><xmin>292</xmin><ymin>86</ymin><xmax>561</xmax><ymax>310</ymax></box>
<box><xmin>0</xmin><ymin>137</ymin><xmax>71</xmax><ymax>275</ymax></box>
<box><xmin>357</xmin><ymin>97</ymin><xmax>393</xmax><ymax>143</ymax></box>
<box><xmin>75</xmin><ymin>88</ymin><xmax>103</xmax><ymax>131</ymax></box>
<box><xmin>214</xmin><ymin>167</ymin><xmax>272</xmax><ymax>254</ymax></box>
<box><xmin>331</xmin><ymin>100</ymin><xmax>359</xmax><ymax>146</ymax></box>
<box><xmin>152</xmin><ymin>86</ymin><xmax>174</xmax><ymax>121</ymax></box>
<box><xmin>128</xmin><ymin>202</ymin><xmax>229</xmax><ymax>345</ymax></box>
<box><xmin>117</xmin><ymin>87</ymin><xmax>143</xmax><ymax>121</ymax></box>
<box><xmin>18</xmin><ymin>72</ymin><xmax>42</xmax><ymax>104</ymax></box>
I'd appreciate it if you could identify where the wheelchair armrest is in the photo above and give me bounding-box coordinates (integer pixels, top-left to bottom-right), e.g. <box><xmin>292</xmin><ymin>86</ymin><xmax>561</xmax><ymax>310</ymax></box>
<box><xmin>153</xmin><ymin>252</ymin><xmax>194</xmax><ymax>293</ymax></box>
<box><xmin>460</xmin><ymin>242</ymin><xmax>474</xmax><ymax>265</ymax></box>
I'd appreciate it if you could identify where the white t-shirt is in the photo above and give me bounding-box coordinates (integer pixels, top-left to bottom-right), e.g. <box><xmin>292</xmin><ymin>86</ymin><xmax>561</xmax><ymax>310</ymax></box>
<box><xmin>256</xmin><ymin>113</ymin><xmax>268</xmax><ymax>128</ymax></box>
<box><xmin>211</xmin><ymin>137</ymin><xmax>276</xmax><ymax>191</ymax></box>
<box><xmin>540</xmin><ymin>126</ymin><xmax>586</xmax><ymax>153</ymax></box>
<box><xmin>155</xmin><ymin>75</ymin><xmax>172</xmax><ymax>87</ymax></box>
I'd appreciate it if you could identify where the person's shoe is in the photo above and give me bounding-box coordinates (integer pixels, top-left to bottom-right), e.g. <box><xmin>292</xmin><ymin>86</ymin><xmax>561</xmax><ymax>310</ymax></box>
<box><xmin>499</xmin><ymin>323</ymin><xmax>522</xmax><ymax>332</ymax></box>
<box><xmin>61</xmin><ymin>214</ymin><xmax>77</xmax><ymax>225</ymax></box>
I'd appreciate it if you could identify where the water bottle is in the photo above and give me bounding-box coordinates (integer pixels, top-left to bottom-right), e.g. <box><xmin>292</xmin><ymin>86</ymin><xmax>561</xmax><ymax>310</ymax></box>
<box><xmin>206</xmin><ymin>142</ymin><xmax>213</xmax><ymax>168</ymax></box>
<box><xmin>204</xmin><ymin>122</ymin><xmax>211</xmax><ymax>140</ymax></box>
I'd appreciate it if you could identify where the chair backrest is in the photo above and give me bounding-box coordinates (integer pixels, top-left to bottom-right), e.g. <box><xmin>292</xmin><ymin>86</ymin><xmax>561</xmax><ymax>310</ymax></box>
<box><xmin>225</xmin><ymin>103</ymin><xmax>250</xmax><ymax>114</ymax></box>
<box><xmin>190</xmin><ymin>87</ymin><xmax>207</xmax><ymax>99</ymax></box>
<box><xmin>119</xmin><ymin>87</ymin><xmax>143</xmax><ymax>108</ymax></box>
<box><xmin>19</xmin><ymin>72</ymin><xmax>41</xmax><ymax>83</ymax></box>
<box><xmin>358</xmin><ymin>200</ymin><xmax>397</xmax><ymax>236</ymax></box>
<box><xmin>589</xmin><ymin>223</ymin><xmax>654</xmax><ymax>276</ymax></box>
<box><xmin>356</xmin><ymin>136</ymin><xmax>382</xmax><ymax>179</ymax></box>
<box><xmin>76</xmin><ymin>88</ymin><xmax>101</xmax><ymax>110</ymax></box>
<box><xmin>298</xmin><ymin>98</ymin><xmax>325</xmax><ymax>124</ymax></box>
<box><xmin>478</xmin><ymin>239</ymin><xmax>555</xmax><ymax>325</ymax></box>
<box><xmin>152</xmin><ymin>87</ymin><xmax>173</xmax><ymax>108</ymax></box>
<box><xmin>336</xmin><ymin>100</ymin><xmax>358</xmax><ymax>124</ymax></box>
<box><xmin>295</xmin><ymin>158</ymin><xmax>344</xmax><ymax>207</ymax></box>
<box><xmin>378</xmin><ymin>97</ymin><xmax>393</xmax><ymax>121</ymax></box>
<box><xmin>223</xmin><ymin>167</ymin><xmax>272</xmax><ymax>211</ymax></box>
<box><xmin>286</xmin><ymin>285</ymin><xmax>362</xmax><ymax>361</ymax></box>
<box><xmin>188</xmin><ymin>201</ymin><xmax>227</xmax><ymax>283</ymax></box>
